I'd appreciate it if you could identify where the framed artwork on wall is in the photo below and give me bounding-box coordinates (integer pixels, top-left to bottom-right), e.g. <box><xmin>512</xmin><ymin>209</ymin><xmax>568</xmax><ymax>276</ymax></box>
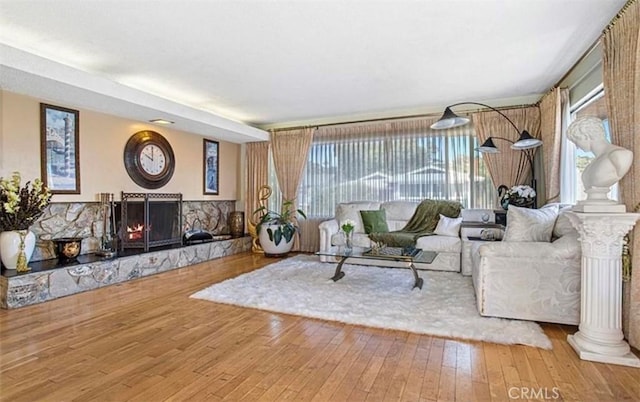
<box><xmin>203</xmin><ymin>139</ymin><xmax>219</xmax><ymax>195</ymax></box>
<box><xmin>40</xmin><ymin>103</ymin><xmax>81</xmax><ymax>194</ymax></box>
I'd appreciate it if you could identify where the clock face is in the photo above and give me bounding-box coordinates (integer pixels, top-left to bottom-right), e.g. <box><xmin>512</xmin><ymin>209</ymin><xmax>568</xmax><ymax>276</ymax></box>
<box><xmin>139</xmin><ymin>144</ymin><xmax>167</xmax><ymax>176</ymax></box>
<box><xmin>124</xmin><ymin>131</ymin><xmax>175</xmax><ymax>189</ymax></box>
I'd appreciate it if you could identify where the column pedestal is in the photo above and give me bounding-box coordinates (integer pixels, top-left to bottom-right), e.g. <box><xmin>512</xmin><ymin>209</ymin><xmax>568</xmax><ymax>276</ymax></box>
<box><xmin>566</xmin><ymin>212</ymin><xmax>640</xmax><ymax>367</ymax></box>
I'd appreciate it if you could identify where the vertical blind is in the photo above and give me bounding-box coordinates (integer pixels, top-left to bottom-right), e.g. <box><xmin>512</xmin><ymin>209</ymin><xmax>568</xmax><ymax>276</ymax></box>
<box><xmin>269</xmin><ymin>117</ymin><xmax>495</xmax><ymax>219</ymax></box>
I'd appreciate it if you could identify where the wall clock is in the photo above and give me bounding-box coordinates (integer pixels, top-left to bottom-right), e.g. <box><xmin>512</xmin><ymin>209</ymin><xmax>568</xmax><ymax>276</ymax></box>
<box><xmin>123</xmin><ymin>130</ymin><xmax>175</xmax><ymax>189</ymax></box>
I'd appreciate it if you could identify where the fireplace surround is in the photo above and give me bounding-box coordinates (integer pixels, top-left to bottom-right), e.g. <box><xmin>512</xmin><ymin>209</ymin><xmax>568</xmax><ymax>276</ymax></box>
<box><xmin>119</xmin><ymin>192</ymin><xmax>183</xmax><ymax>252</ymax></box>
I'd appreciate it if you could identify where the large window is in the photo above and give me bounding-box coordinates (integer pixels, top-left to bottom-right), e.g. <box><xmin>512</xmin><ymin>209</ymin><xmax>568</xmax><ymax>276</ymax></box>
<box><xmin>562</xmin><ymin>86</ymin><xmax>616</xmax><ymax>204</ymax></box>
<box><xmin>269</xmin><ymin>120</ymin><xmax>495</xmax><ymax>218</ymax></box>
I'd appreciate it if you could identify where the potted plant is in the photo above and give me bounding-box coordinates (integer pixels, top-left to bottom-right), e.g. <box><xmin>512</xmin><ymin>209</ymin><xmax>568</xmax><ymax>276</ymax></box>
<box><xmin>0</xmin><ymin>172</ymin><xmax>52</xmax><ymax>271</ymax></box>
<box><xmin>253</xmin><ymin>199</ymin><xmax>306</xmax><ymax>257</ymax></box>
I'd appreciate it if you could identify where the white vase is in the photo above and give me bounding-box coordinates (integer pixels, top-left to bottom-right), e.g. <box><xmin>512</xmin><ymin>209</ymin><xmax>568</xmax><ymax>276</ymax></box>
<box><xmin>259</xmin><ymin>224</ymin><xmax>295</xmax><ymax>257</ymax></box>
<box><xmin>0</xmin><ymin>230</ymin><xmax>36</xmax><ymax>271</ymax></box>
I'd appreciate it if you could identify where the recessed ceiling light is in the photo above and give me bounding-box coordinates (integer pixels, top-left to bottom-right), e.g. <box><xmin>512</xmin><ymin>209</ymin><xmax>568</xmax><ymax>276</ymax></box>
<box><xmin>149</xmin><ymin>119</ymin><xmax>174</xmax><ymax>125</ymax></box>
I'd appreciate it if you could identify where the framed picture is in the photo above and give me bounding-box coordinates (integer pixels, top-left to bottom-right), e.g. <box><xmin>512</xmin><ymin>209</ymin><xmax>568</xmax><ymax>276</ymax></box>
<box><xmin>203</xmin><ymin>139</ymin><xmax>219</xmax><ymax>195</ymax></box>
<box><xmin>40</xmin><ymin>103</ymin><xmax>80</xmax><ymax>194</ymax></box>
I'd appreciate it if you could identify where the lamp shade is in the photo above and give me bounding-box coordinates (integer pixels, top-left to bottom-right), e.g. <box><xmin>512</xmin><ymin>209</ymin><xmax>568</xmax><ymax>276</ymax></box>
<box><xmin>476</xmin><ymin>137</ymin><xmax>500</xmax><ymax>153</ymax></box>
<box><xmin>430</xmin><ymin>107</ymin><xmax>470</xmax><ymax>129</ymax></box>
<box><xmin>511</xmin><ymin>130</ymin><xmax>542</xmax><ymax>150</ymax></box>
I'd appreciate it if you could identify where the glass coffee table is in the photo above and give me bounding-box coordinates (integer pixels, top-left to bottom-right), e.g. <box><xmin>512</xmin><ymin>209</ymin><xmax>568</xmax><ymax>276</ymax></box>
<box><xmin>316</xmin><ymin>246</ymin><xmax>437</xmax><ymax>289</ymax></box>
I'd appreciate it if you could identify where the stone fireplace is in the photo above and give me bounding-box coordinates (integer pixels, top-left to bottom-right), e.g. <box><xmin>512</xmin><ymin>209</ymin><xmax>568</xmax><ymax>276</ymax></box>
<box><xmin>26</xmin><ymin>199</ymin><xmax>237</xmax><ymax>263</ymax></box>
<box><xmin>0</xmin><ymin>195</ymin><xmax>251</xmax><ymax>309</ymax></box>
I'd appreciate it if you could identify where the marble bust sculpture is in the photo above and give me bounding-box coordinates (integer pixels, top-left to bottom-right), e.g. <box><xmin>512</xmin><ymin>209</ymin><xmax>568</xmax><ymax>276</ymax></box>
<box><xmin>567</xmin><ymin>116</ymin><xmax>633</xmax><ymax>212</ymax></box>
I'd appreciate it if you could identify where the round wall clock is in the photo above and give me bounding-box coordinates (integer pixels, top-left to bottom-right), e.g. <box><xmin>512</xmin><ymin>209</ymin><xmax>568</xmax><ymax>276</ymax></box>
<box><xmin>123</xmin><ymin>130</ymin><xmax>175</xmax><ymax>189</ymax></box>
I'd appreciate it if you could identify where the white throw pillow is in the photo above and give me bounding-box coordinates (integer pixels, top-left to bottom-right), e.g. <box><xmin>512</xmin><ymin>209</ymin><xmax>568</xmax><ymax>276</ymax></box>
<box><xmin>503</xmin><ymin>204</ymin><xmax>559</xmax><ymax>242</ymax></box>
<box><xmin>552</xmin><ymin>205</ymin><xmax>578</xmax><ymax>238</ymax></box>
<box><xmin>434</xmin><ymin>214</ymin><xmax>463</xmax><ymax>237</ymax></box>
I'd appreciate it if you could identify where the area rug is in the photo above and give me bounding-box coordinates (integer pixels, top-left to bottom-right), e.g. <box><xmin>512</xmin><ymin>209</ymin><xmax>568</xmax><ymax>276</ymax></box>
<box><xmin>191</xmin><ymin>255</ymin><xmax>552</xmax><ymax>349</ymax></box>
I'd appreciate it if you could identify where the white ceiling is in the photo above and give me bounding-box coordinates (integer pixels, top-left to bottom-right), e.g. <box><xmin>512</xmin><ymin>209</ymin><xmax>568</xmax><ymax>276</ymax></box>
<box><xmin>0</xmin><ymin>0</ymin><xmax>626</xmax><ymax>143</ymax></box>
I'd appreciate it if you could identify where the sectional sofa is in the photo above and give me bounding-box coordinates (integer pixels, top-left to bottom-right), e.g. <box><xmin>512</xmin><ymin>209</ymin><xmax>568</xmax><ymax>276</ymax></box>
<box><xmin>318</xmin><ymin>200</ymin><xmax>490</xmax><ymax>272</ymax></box>
<box><xmin>318</xmin><ymin>200</ymin><xmax>582</xmax><ymax>325</ymax></box>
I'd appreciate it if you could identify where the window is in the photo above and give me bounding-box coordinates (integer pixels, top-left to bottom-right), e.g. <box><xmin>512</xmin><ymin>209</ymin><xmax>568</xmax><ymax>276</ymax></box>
<box><xmin>562</xmin><ymin>86</ymin><xmax>616</xmax><ymax>204</ymax></box>
<box><xmin>268</xmin><ymin>120</ymin><xmax>495</xmax><ymax>218</ymax></box>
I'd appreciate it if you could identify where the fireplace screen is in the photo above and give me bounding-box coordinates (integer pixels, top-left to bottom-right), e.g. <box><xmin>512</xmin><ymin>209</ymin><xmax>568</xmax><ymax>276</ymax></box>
<box><xmin>119</xmin><ymin>192</ymin><xmax>183</xmax><ymax>251</ymax></box>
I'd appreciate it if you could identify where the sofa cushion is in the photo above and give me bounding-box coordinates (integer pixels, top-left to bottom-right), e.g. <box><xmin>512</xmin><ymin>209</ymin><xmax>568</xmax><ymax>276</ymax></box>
<box><xmin>360</xmin><ymin>210</ymin><xmax>389</xmax><ymax>234</ymax></box>
<box><xmin>503</xmin><ymin>204</ymin><xmax>559</xmax><ymax>242</ymax></box>
<box><xmin>434</xmin><ymin>214</ymin><xmax>463</xmax><ymax>237</ymax></box>
<box><xmin>335</xmin><ymin>202</ymin><xmax>382</xmax><ymax>233</ymax></box>
<box><xmin>416</xmin><ymin>235</ymin><xmax>461</xmax><ymax>253</ymax></box>
<box><xmin>553</xmin><ymin>205</ymin><xmax>578</xmax><ymax>238</ymax></box>
<box><xmin>381</xmin><ymin>201</ymin><xmax>419</xmax><ymax>230</ymax></box>
<box><xmin>380</xmin><ymin>201</ymin><xmax>419</xmax><ymax>221</ymax></box>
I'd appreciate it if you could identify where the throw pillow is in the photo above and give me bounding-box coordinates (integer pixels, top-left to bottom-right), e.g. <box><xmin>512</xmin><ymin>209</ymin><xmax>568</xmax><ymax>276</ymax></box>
<box><xmin>433</xmin><ymin>214</ymin><xmax>463</xmax><ymax>237</ymax></box>
<box><xmin>550</xmin><ymin>204</ymin><xmax>578</xmax><ymax>239</ymax></box>
<box><xmin>503</xmin><ymin>204</ymin><xmax>559</xmax><ymax>242</ymax></box>
<box><xmin>360</xmin><ymin>210</ymin><xmax>389</xmax><ymax>234</ymax></box>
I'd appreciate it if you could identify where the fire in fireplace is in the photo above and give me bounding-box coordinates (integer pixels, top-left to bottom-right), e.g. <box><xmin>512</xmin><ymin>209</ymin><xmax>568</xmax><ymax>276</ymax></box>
<box><xmin>119</xmin><ymin>192</ymin><xmax>183</xmax><ymax>251</ymax></box>
<box><xmin>127</xmin><ymin>223</ymin><xmax>146</xmax><ymax>240</ymax></box>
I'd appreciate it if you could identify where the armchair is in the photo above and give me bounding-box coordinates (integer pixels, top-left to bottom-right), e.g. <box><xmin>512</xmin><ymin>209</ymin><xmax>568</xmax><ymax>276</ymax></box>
<box><xmin>470</xmin><ymin>206</ymin><xmax>581</xmax><ymax>325</ymax></box>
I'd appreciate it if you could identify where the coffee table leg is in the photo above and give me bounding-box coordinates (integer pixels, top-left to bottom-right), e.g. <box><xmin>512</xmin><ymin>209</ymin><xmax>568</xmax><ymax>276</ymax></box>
<box><xmin>331</xmin><ymin>256</ymin><xmax>348</xmax><ymax>282</ymax></box>
<box><xmin>410</xmin><ymin>263</ymin><xmax>423</xmax><ymax>289</ymax></box>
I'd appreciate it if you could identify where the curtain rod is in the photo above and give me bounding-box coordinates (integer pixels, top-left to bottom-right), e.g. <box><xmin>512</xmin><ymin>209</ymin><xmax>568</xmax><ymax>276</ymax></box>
<box><xmin>269</xmin><ymin>103</ymin><xmax>536</xmax><ymax>132</ymax></box>
<box><xmin>548</xmin><ymin>0</ymin><xmax>634</xmax><ymax>93</ymax></box>
<box><xmin>604</xmin><ymin>0</ymin><xmax>636</xmax><ymax>33</ymax></box>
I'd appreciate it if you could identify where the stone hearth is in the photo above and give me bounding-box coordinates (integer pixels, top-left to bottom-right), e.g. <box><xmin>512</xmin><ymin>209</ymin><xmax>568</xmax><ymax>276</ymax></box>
<box><xmin>0</xmin><ymin>236</ymin><xmax>251</xmax><ymax>309</ymax></box>
<box><xmin>0</xmin><ymin>199</ymin><xmax>248</xmax><ymax>309</ymax></box>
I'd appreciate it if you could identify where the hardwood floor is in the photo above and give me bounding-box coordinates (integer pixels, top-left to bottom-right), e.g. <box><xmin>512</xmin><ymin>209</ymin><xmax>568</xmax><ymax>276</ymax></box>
<box><xmin>1</xmin><ymin>252</ymin><xmax>639</xmax><ymax>401</ymax></box>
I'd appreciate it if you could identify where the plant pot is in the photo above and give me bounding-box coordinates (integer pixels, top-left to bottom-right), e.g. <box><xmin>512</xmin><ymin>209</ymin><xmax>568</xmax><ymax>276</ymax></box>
<box><xmin>0</xmin><ymin>230</ymin><xmax>36</xmax><ymax>271</ymax></box>
<box><xmin>259</xmin><ymin>223</ymin><xmax>295</xmax><ymax>257</ymax></box>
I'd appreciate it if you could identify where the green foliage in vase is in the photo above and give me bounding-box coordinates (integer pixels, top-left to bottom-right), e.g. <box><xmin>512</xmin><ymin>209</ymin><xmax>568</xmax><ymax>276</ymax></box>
<box><xmin>253</xmin><ymin>199</ymin><xmax>307</xmax><ymax>246</ymax></box>
<box><xmin>0</xmin><ymin>172</ymin><xmax>52</xmax><ymax>231</ymax></box>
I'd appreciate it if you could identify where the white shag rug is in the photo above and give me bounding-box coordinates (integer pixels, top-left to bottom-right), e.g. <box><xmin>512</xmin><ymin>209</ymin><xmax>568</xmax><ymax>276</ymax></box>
<box><xmin>191</xmin><ymin>255</ymin><xmax>552</xmax><ymax>349</ymax></box>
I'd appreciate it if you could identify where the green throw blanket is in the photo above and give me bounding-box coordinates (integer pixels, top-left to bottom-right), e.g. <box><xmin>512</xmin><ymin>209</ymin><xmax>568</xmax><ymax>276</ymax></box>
<box><xmin>369</xmin><ymin>199</ymin><xmax>462</xmax><ymax>247</ymax></box>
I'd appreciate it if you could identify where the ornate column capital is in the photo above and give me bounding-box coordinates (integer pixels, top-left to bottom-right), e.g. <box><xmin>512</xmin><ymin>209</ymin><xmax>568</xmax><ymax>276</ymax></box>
<box><xmin>566</xmin><ymin>212</ymin><xmax>640</xmax><ymax>257</ymax></box>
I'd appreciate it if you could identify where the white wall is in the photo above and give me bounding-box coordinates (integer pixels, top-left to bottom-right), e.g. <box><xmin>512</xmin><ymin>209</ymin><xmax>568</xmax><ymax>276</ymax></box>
<box><xmin>0</xmin><ymin>91</ymin><xmax>241</xmax><ymax>202</ymax></box>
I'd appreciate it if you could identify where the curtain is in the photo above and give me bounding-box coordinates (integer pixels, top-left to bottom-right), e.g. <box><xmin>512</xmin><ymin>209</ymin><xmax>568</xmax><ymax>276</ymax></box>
<box><xmin>299</xmin><ymin>117</ymin><xmax>492</xmax><ymax>215</ymax></box>
<box><xmin>539</xmin><ymin>87</ymin><xmax>570</xmax><ymax>204</ymax></box>
<box><xmin>471</xmin><ymin>107</ymin><xmax>542</xmax><ymax>203</ymax></box>
<box><xmin>270</xmin><ymin>128</ymin><xmax>315</xmax><ymax>250</ymax></box>
<box><xmin>602</xmin><ymin>0</ymin><xmax>640</xmax><ymax>348</ymax></box>
<box><xmin>289</xmin><ymin>117</ymin><xmax>494</xmax><ymax>252</ymax></box>
<box><xmin>282</xmin><ymin>116</ymin><xmax>493</xmax><ymax>251</ymax></box>
<box><xmin>271</xmin><ymin>128</ymin><xmax>315</xmax><ymax>204</ymax></box>
<box><xmin>244</xmin><ymin>141</ymin><xmax>270</xmax><ymax>228</ymax></box>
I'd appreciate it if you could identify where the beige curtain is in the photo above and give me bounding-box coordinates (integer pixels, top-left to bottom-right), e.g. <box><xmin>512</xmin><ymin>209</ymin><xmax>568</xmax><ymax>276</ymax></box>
<box><xmin>471</xmin><ymin>107</ymin><xmax>541</xmax><ymax>201</ymax></box>
<box><xmin>271</xmin><ymin>128</ymin><xmax>315</xmax><ymax>250</ymax></box>
<box><xmin>539</xmin><ymin>87</ymin><xmax>569</xmax><ymax>204</ymax></box>
<box><xmin>245</xmin><ymin>141</ymin><xmax>270</xmax><ymax>227</ymax></box>
<box><xmin>603</xmin><ymin>0</ymin><xmax>640</xmax><ymax>348</ymax></box>
<box><xmin>292</xmin><ymin>117</ymin><xmax>489</xmax><ymax>252</ymax></box>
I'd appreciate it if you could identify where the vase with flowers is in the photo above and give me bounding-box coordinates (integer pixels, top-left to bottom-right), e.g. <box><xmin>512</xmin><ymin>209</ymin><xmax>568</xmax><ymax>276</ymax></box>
<box><xmin>341</xmin><ymin>219</ymin><xmax>356</xmax><ymax>253</ymax></box>
<box><xmin>497</xmin><ymin>184</ymin><xmax>536</xmax><ymax>210</ymax></box>
<box><xmin>0</xmin><ymin>172</ymin><xmax>52</xmax><ymax>272</ymax></box>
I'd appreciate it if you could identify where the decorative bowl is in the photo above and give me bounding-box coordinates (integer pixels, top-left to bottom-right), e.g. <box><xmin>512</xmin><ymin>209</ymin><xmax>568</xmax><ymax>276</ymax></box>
<box><xmin>54</xmin><ymin>237</ymin><xmax>83</xmax><ymax>261</ymax></box>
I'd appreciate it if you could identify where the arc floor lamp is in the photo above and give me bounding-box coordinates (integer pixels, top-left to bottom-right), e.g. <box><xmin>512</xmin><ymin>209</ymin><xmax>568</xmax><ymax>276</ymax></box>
<box><xmin>430</xmin><ymin>102</ymin><xmax>543</xmax><ymax>206</ymax></box>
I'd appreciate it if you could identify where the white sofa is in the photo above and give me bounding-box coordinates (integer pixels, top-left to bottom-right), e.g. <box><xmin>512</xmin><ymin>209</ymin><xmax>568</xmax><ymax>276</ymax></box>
<box><xmin>318</xmin><ymin>201</ymin><xmax>492</xmax><ymax>272</ymax></box>
<box><xmin>469</xmin><ymin>205</ymin><xmax>581</xmax><ymax>325</ymax></box>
